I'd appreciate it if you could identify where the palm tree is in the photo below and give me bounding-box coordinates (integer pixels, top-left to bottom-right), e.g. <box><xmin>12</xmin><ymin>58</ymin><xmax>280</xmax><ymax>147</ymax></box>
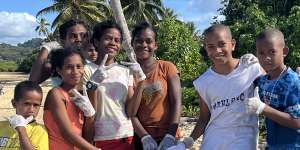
<box><xmin>36</xmin><ymin>0</ymin><xmax>110</xmax><ymax>30</ymax></box>
<box><xmin>35</xmin><ymin>18</ymin><xmax>50</xmax><ymax>37</ymax></box>
<box><xmin>121</xmin><ymin>0</ymin><xmax>166</xmax><ymax>25</ymax></box>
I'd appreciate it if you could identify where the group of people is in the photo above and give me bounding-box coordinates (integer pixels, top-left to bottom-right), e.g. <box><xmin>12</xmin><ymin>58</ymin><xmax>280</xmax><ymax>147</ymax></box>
<box><xmin>0</xmin><ymin>18</ymin><xmax>299</xmax><ymax>150</ymax></box>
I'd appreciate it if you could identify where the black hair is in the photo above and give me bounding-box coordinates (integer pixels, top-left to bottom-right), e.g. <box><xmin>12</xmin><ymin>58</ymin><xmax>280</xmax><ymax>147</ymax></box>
<box><xmin>131</xmin><ymin>22</ymin><xmax>157</xmax><ymax>44</ymax></box>
<box><xmin>92</xmin><ymin>20</ymin><xmax>123</xmax><ymax>42</ymax></box>
<box><xmin>59</xmin><ymin>19</ymin><xmax>88</xmax><ymax>40</ymax></box>
<box><xmin>256</xmin><ymin>28</ymin><xmax>285</xmax><ymax>45</ymax></box>
<box><xmin>14</xmin><ymin>80</ymin><xmax>42</xmax><ymax>101</ymax></box>
<box><xmin>203</xmin><ymin>24</ymin><xmax>232</xmax><ymax>40</ymax></box>
<box><xmin>50</xmin><ymin>48</ymin><xmax>86</xmax><ymax>77</ymax></box>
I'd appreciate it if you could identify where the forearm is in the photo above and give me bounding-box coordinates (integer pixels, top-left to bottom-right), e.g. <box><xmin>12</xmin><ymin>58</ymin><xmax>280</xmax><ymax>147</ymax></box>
<box><xmin>82</xmin><ymin>117</ymin><xmax>95</xmax><ymax>144</ymax></box>
<box><xmin>16</xmin><ymin>127</ymin><xmax>34</xmax><ymax>150</ymax></box>
<box><xmin>126</xmin><ymin>81</ymin><xmax>144</xmax><ymax>117</ymax></box>
<box><xmin>190</xmin><ymin>116</ymin><xmax>207</xmax><ymax>141</ymax></box>
<box><xmin>167</xmin><ymin>75</ymin><xmax>182</xmax><ymax>136</ymax></box>
<box><xmin>131</xmin><ymin>117</ymin><xmax>148</xmax><ymax>138</ymax></box>
<box><xmin>29</xmin><ymin>48</ymin><xmax>50</xmax><ymax>83</ymax></box>
<box><xmin>62</xmin><ymin>130</ymin><xmax>97</xmax><ymax>150</ymax></box>
<box><xmin>263</xmin><ymin>105</ymin><xmax>300</xmax><ymax>129</ymax></box>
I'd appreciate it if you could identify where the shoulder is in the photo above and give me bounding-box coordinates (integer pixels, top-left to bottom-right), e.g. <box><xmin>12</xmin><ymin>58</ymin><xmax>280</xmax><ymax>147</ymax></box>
<box><xmin>284</xmin><ymin>68</ymin><xmax>300</xmax><ymax>87</ymax></box>
<box><xmin>28</xmin><ymin>122</ymin><xmax>48</xmax><ymax>134</ymax></box>
<box><xmin>193</xmin><ymin>69</ymin><xmax>212</xmax><ymax>88</ymax></box>
<box><xmin>157</xmin><ymin>60</ymin><xmax>178</xmax><ymax>75</ymax></box>
<box><xmin>157</xmin><ymin>60</ymin><xmax>177</xmax><ymax>68</ymax></box>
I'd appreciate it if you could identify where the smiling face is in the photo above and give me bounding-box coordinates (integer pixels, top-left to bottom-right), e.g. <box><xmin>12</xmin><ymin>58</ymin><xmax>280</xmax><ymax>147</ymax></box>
<box><xmin>57</xmin><ymin>54</ymin><xmax>84</xmax><ymax>86</ymax></box>
<box><xmin>13</xmin><ymin>90</ymin><xmax>42</xmax><ymax>118</ymax></box>
<box><xmin>132</xmin><ymin>28</ymin><xmax>157</xmax><ymax>61</ymax></box>
<box><xmin>204</xmin><ymin>28</ymin><xmax>236</xmax><ymax>66</ymax></box>
<box><xmin>94</xmin><ymin>28</ymin><xmax>121</xmax><ymax>60</ymax></box>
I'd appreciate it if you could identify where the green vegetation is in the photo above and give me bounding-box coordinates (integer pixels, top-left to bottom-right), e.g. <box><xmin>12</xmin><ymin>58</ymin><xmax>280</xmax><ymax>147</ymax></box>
<box><xmin>0</xmin><ymin>61</ymin><xmax>18</xmax><ymax>72</ymax></box>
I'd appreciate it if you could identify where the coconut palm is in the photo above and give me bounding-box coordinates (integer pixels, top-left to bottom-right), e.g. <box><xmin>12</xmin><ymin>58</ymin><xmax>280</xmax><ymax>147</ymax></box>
<box><xmin>121</xmin><ymin>0</ymin><xmax>166</xmax><ymax>25</ymax></box>
<box><xmin>35</xmin><ymin>18</ymin><xmax>50</xmax><ymax>37</ymax></box>
<box><xmin>36</xmin><ymin>0</ymin><xmax>110</xmax><ymax>30</ymax></box>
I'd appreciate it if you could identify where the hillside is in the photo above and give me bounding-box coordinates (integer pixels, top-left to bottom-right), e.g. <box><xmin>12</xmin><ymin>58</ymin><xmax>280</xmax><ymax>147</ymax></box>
<box><xmin>0</xmin><ymin>38</ymin><xmax>42</xmax><ymax>61</ymax></box>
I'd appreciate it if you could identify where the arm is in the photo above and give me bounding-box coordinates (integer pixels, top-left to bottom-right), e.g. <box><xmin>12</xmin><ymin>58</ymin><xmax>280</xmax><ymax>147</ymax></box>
<box><xmin>16</xmin><ymin>127</ymin><xmax>35</xmax><ymax>150</ymax></box>
<box><xmin>46</xmin><ymin>89</ymin><xmax>98</xmax><ymax>150</ymax></box>
<box><xmin>29</xmin><ymin>48</ymin><xmax>51</xmax><ymax>84</ymax></box>
<box><xmin>126</xmin><ymin>80</ymin><xmax>145</xmax><ymax>117</ymax></box>
<box><xmin>82</xmin><ymin>90</ymin><xmax>97</xmax><ymax>143</ymax></box>
<box><xmin>262</xmin><ymin>105</ymin><xmax>300</xmax><ymax>129</ymax></box>
<box><xmin>190</xmin><ymin>95</ymin><xmax>211</xmax><ymax>141</ymax></box>
<box><xmin>166</xmin><ymin>74</ymin><xmax>182</xmax><ymax>136</ymax></box>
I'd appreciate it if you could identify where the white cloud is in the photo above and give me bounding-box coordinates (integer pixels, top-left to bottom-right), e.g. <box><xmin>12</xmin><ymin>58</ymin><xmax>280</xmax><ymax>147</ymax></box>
<box><xmin>0</xmin><ymin>11</ymin><xmax>39</xmax><ymax>45</ymax></box>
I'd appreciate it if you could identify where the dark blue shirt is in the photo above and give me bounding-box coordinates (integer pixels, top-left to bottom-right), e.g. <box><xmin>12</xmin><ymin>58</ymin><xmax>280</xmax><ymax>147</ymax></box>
<box><xmin>257</xmin><ymin>68</ymin><xmax>300</xmax><ymax>149</ymax></box>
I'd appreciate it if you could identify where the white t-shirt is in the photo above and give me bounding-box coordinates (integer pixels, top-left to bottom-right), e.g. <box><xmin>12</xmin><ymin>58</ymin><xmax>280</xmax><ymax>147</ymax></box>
<box><xmin>193</xmin><ymin>62</ymin><xmax>263</xmax><ymax>150</ymax></box>
<box><xmin>82</xmin><ymin>62</ymin><xmax>134</xmax><ymax>141</ymax></box>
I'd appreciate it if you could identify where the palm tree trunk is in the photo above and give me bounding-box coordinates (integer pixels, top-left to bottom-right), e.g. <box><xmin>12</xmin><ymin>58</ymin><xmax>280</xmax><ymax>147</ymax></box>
<box><xmin>109</xmin><ymin>0</ymin><xmax>136</xmax><ymax>61</ymax></box>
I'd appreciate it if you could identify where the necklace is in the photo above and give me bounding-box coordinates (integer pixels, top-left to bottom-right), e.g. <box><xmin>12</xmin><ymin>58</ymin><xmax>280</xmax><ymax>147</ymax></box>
<box><xmin>265</xmin><ymin>66</ymin><xmax>287</xmax><ymax>105</ymax></box>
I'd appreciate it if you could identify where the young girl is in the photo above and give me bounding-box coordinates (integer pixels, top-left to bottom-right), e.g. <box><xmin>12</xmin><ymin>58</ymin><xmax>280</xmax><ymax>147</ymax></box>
<box><xmin>129</xmin><ymin>22</ymin><xmax>182</xmax><ymax>150</ymax></box>
<box><xmin>43</xmin><ymin>48</ymin><xmax>98</xmax><ymax>150</ymax></box>
<box><xmin>82</xmin><ymin>20</ymin><xmax>144</xmax><ymax>150</ymax></box>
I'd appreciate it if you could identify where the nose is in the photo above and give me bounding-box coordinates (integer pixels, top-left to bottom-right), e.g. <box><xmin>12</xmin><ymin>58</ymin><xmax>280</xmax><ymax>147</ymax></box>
<box><xmin>74</xmin><ymin>34</ymin><xmax>82</xmax><ymax>42</ymax></box>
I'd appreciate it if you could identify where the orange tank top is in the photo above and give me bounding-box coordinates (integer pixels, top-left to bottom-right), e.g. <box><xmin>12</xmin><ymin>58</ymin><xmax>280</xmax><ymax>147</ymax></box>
<box><xmin>43</xmin><ymin>87</ymin><xmax>84</xmax><ymax>150</ymax></box>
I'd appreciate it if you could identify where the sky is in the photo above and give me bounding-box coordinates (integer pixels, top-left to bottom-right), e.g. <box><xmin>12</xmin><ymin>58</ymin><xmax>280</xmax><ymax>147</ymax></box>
<box><xmin>0</xmin><ymin>0</ymin><xmax>223</xmax><ymax>45</ymax></box>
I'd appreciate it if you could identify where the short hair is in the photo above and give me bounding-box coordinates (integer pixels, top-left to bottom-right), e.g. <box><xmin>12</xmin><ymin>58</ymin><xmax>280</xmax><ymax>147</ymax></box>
<box><xmin>131</xmin><ymin>22</ymin><xmax>157</xmax><ymax>43</ymax></box>
<box><xmin>59</xmin><ymin>19</ymin><xmax>88</xmax><ymax>40</ymax></box>
<box><xmin>50</xmin><ymin>47</ymin><xmax>86</xmax><ymax>77</ymax></box>
<box><xmin>92</xmin><ymin>20</ymin><xmax>123</xmax><ymax>42</ymax></box>
<box><xmin>256</xmin><ymin>28</ymin><xmax>285</xmax><ymax>46</ymax></box>
<box><xmin>14</xmin><ymin>80</ymin><xmax>42</xmax><ymax>101</ymax></box>
<box><xmin>203</xmin><ymin>24</ymin><xmax>233</xmax><ymax>40</ymax></box>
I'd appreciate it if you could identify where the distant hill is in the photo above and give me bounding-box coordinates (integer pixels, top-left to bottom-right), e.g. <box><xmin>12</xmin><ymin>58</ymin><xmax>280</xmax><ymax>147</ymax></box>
<box><xmin>0</xmin><ymin>38</ymin><xmax>42</xmax><ymax>61</ymax></box>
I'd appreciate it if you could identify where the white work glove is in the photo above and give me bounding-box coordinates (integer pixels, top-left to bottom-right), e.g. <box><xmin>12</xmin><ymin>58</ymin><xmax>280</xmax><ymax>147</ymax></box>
<box><xmin>7</xmin><ymin>115</ymin><xmax>33</xmax><ymax>129</ymax></box>
<box><xmin>166</xmin><ymin>137</ymin><xmax>194</xmax><ymax>150</ymax></box>
<box><xmin>71</xmin><ymin>86</ymin><xmax>95</xmax><ymax>117</ymax></box>
<box><xmin>120</xmin><ymin>53</ymin><xmax>146</xmax><ymax>81</ymax></box>
<box><xmin>240</xmin><ymin>53</ymin><xmax>258</xmax><ymax>67</ymax></box>
<box><xmin>40</xmin><ymin>41</ymin><xmax>62</xmax><ymax>53</ymax></box>
<box><xmin>245</xmin><ymin>87</ymin><xmax>266</xmax><ymax>114</ymax></box>
<box><xmin>90</xmin><ymin>54</ymin><xmax>113</xmax><ymax>83</ymax></box>
<box><xmin>158</xmin><ymin>134</ymin><xmax>176</xmax><ymax>150</ymax></box>
<box><xmin>141</xmin><ymin>134</ymin><xmax>158</xmax><ymax>150</ymax></box>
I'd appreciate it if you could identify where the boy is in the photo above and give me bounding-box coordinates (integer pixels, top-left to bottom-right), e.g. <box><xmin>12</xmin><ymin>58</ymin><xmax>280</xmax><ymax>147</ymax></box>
<box><xmin>189</xmin><ymin>24</ymin><xmax>264</xmax><ymax>150</ymax></box>
<box><xmin>81</xmin><ymin>40</ymin><xmax>98</xmax><ymax>64</ymax></box>
<box><xmin>246</xmin><ymin>28</ymin><xmax>300</xmax><ymax>149</ymax></box>
<box><xmin>0</xmin><ymin>80</ymin><xmax>48</xmax><ymax>150</ymax></box>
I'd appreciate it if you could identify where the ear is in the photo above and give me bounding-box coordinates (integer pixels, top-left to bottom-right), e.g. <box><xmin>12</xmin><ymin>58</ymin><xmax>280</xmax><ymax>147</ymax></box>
<box><xmin>153</xmin><ymin>42</ymin><xmax>158</xmax><ymax>51</ymax></box>
<box><xmin>56</xmin><ymin>67</ymin><xmax>62</xmax><ymax>76</ymax></box>
<box><xmin>231</xmin><ymin>39</ymin><xmax>236</xmax><ymax>51</ymax></box>
<box><xmin>283</xmin><ymin>47</ymin><xmax>289</xmax><ymax>57</ymax></box>
<box><xmin>11</xmin><ymin>99</ymin><xmax>16</xmax><ymax>108</ymax></box>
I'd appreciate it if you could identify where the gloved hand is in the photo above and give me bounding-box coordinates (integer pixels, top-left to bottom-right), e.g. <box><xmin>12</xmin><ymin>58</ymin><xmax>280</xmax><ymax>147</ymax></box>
<box><xmin>165</xmin><ymin>137</ymin><xmax>194</xmax><ymax>150</ymax></box>
<box><xmin>120</xmin><ymin>53</ymin><xmax>146</xmax><ymax>81</ymax></box>
<box><xmin>40</xmin><ymin>41</ymin><xmax>62</xmax><ymax>53</ymax></box>
<box><xmin>158</xmin><ymin>134</ymin><xmax>176</xmax><ymax>150</ymax></box>
<box><xmin>90</xmin><ymin>54</ymin><xmax>109</xmax><ymax>83</ymax></box>
<box><xmin>141</xmin><ymin>134</ymin><xmax>158</xmax><ymax>150</ymax></box>
<box><xmin>71</xmin><ymin>85</ymin><xmax>95</xmax><ymax>117</ymax></box>
<box><xmin>7</xmin><ymin>115</ymin><xmax>33</xmax><ymax>129</ymax></box>
<box><xmin>240</xmin><ymin>53</ymin><xmax>258</xmax><ymax>67</ymax></box>
<box><xmin>245</xmin><ymin>87</ymin><xmax>266</xmax><ymax>114</ymax></box>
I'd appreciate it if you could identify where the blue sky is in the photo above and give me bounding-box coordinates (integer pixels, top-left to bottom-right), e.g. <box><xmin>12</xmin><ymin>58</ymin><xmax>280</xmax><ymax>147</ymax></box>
<box><xmin>0</xmin><ymin>0</ymin><xmax>223</xmax><ymax>45</ymax></box>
